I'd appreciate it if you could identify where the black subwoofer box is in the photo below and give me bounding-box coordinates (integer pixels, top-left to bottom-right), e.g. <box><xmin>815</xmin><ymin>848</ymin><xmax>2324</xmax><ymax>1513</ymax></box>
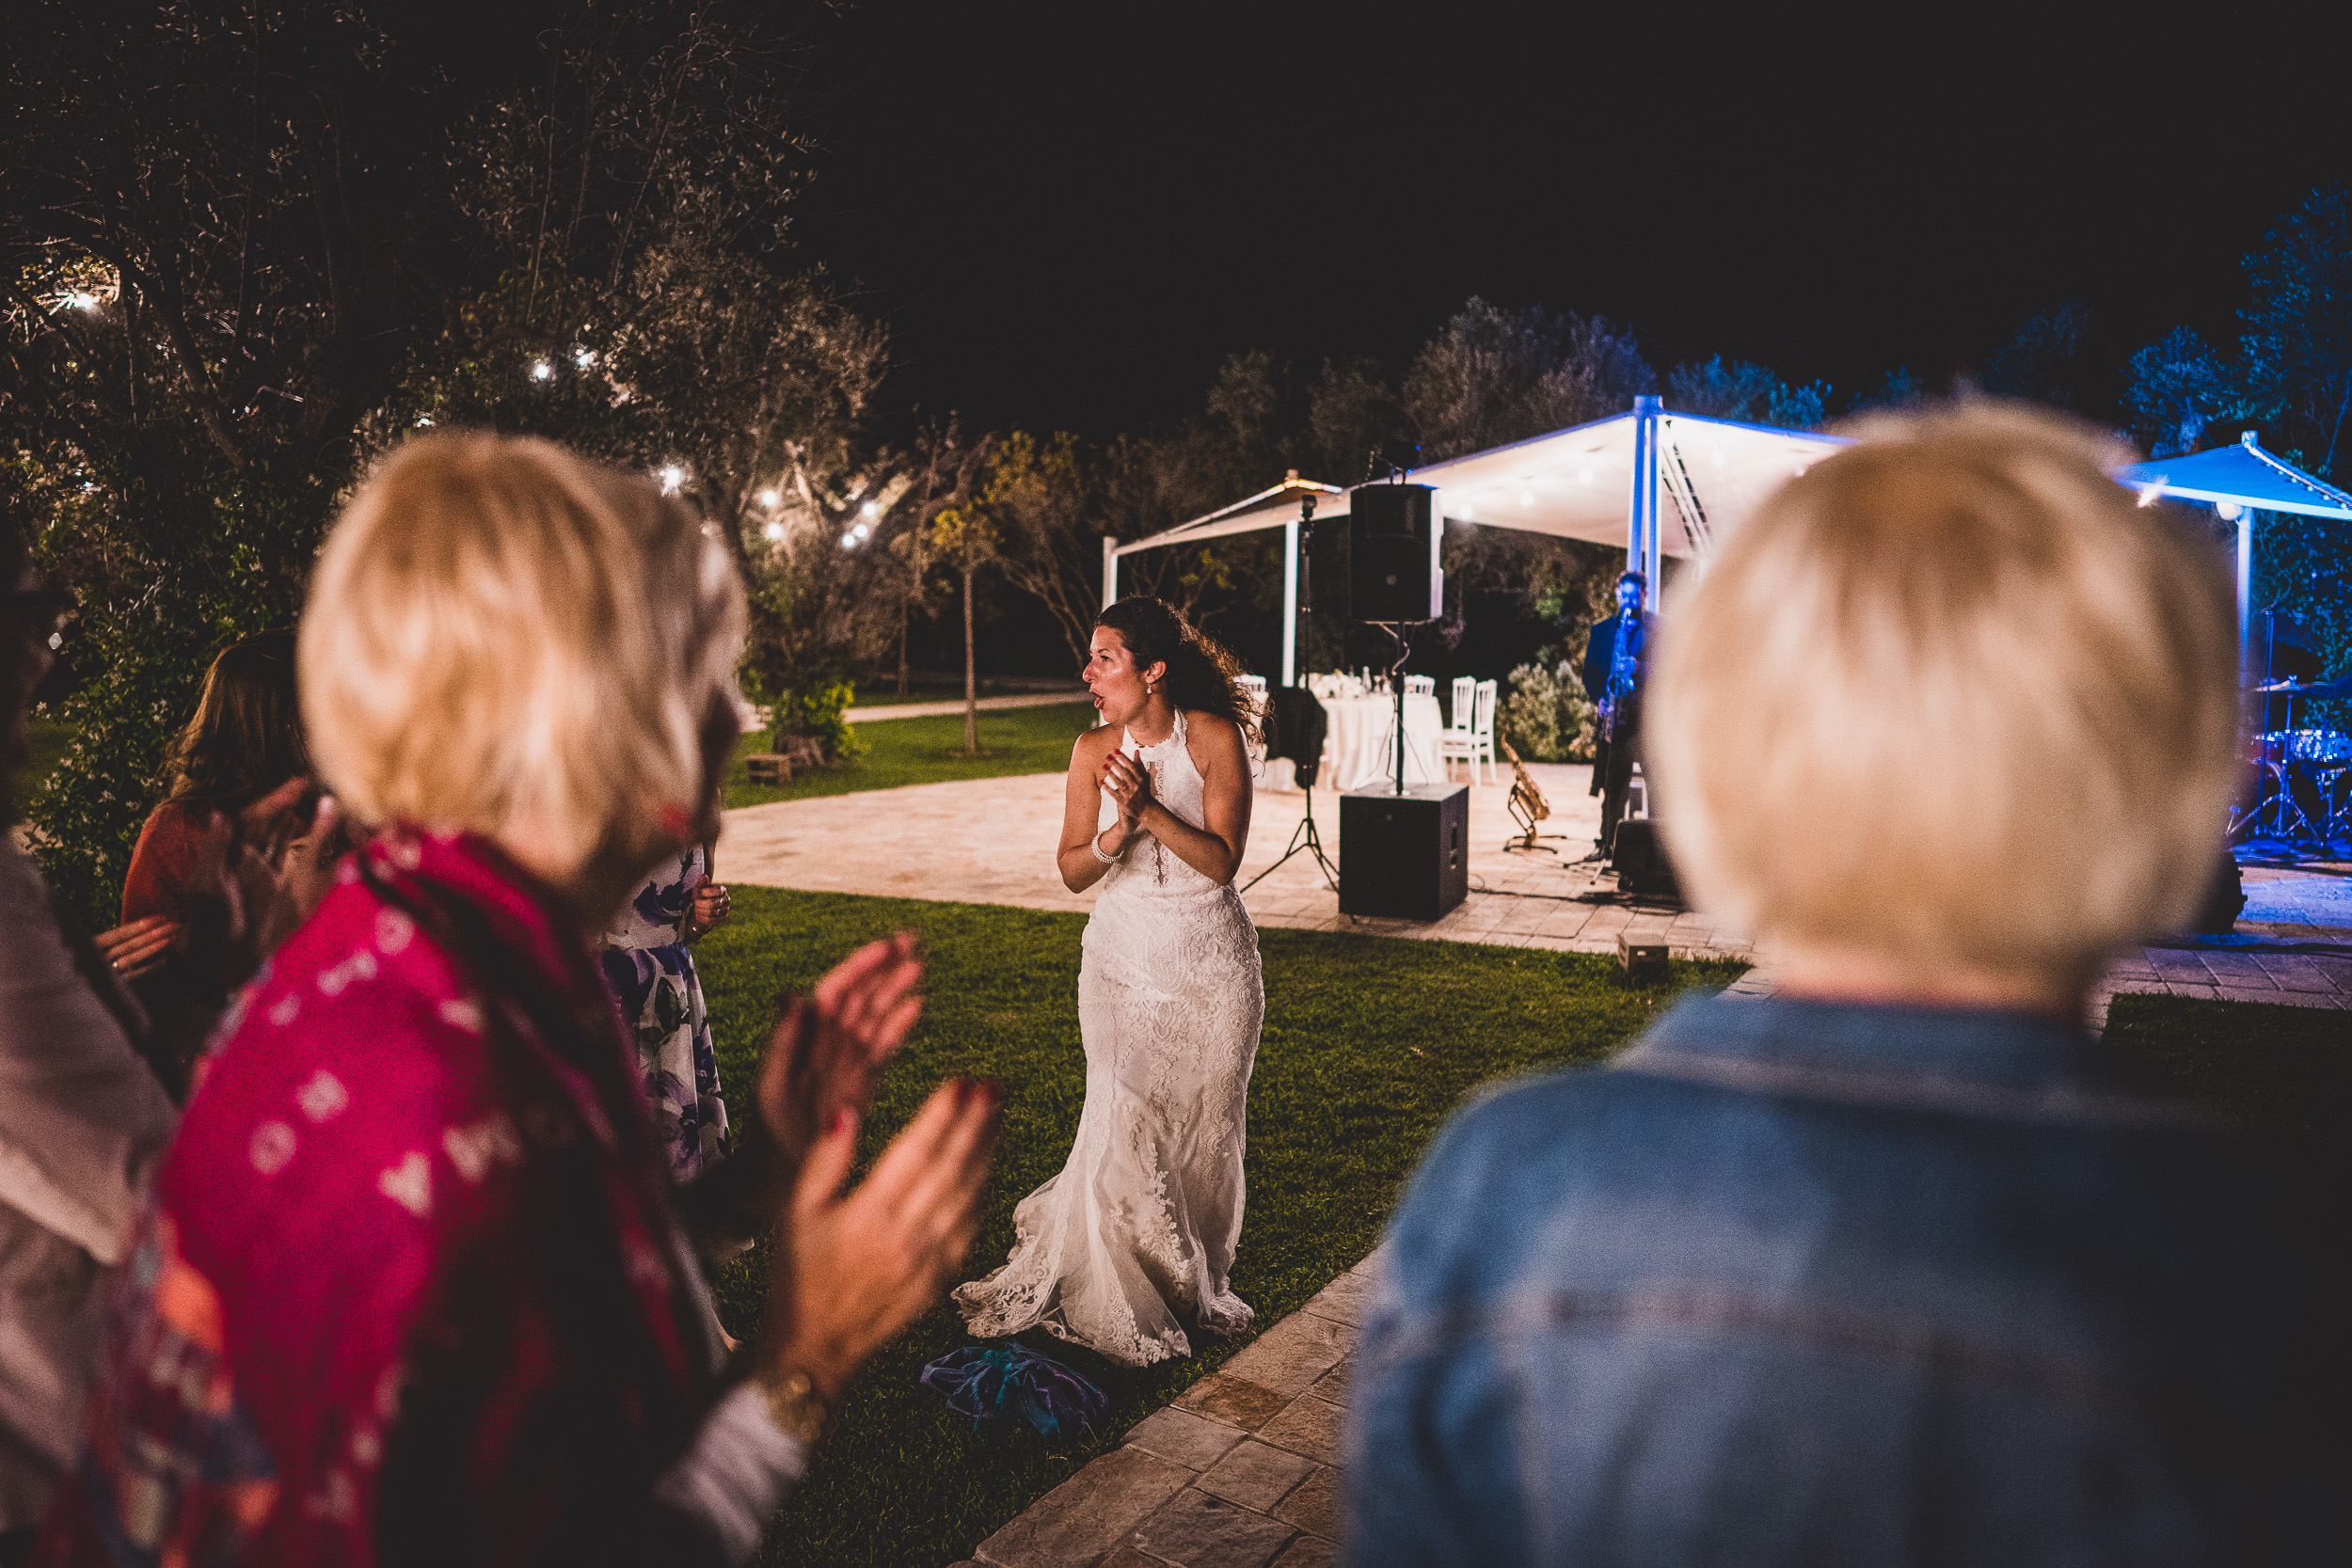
<box><xmin>1340</xmin><ymin>784</ymin><xmax>1470</xmax><ymax>921</ymax></box>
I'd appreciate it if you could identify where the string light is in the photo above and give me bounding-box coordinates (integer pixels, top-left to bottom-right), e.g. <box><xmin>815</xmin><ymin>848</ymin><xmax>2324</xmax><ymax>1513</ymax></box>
<box><xmin>763</xmin><ymin>520</ymin><xmax>785</xmax><ymax>541</ymax></box>
<box><xmin>659</xmin><ymin>465</ymin><xmax>685</xmax><ymax>493</ymax></box>
<box><xmin>575</xmin><ymin>348</ymin><xmax>596</xmax><ymax>369</ymax></box>
<box><xmin>531</xmin><ymin>360</ymin><xmax>552</xmax><ymax>380</ymax></box>
<box><xmin>860</xmin><ymin>501</ymin><xmax>879</xmax><ymax>518</ymax></box>
<box><xmin>757</xmin><ymin>488</ymin><xmax>780</xmax><ymax>508</ymax></box>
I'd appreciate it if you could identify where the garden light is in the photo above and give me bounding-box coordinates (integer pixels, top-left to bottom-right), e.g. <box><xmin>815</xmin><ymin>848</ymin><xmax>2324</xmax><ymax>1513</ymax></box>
<box><xmin>532</xmin><ymin>360</ymin><xmax>552</xmax><ymax>380</ymax></box>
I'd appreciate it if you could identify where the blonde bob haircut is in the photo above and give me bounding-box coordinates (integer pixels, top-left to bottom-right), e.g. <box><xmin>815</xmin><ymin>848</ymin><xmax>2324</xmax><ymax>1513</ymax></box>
<box><xmin>300</xmin><ymin>434</ymin><xmax>747</xmax><ymax>881</ymax></box>
<box><xmin>1647</xmin><ymin>403</ymin><xmax>2239</xmax><ymax>990</ymax></box>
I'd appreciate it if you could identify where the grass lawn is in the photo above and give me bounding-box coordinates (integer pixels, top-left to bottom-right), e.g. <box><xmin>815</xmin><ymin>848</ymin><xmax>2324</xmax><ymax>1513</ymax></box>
<box><xmin>692</xmin><ymin>886</ymin><xmax>1745</xmax><ymax>1568</ymax></box>
<box><xmin>2100</xmin><ymin>990</ymin><xmax>2352</xmax><ymax>1133</ymax></box>
<box><xmin>724</xmin><ymin>701</ymin><xmax>1096</xmax><ymax>810</ymax></box>
<box><xmin>846</xmin><ymin>678</ymin><xmax>1082</xmax><ymax>708</ymax></box>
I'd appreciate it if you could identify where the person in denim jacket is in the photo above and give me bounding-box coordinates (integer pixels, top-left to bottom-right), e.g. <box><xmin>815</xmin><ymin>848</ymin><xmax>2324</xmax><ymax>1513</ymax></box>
<box><xmin>1346</xmin><ymin>404</ymin><xmax>2347</xmax><ymax>1567</ymax></box>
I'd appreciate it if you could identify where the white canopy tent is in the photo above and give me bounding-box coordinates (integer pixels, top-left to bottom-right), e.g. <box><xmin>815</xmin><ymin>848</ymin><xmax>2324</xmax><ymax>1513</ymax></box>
<box><xmin>1102</xmin><ymin>396</ymin><xmax>1853</xmax><ymax>685</ymax></box>
<box><xmin>2114</xmin><ymin>431</ymin><xmax>2352</xmax><ymax>683</ymax></box>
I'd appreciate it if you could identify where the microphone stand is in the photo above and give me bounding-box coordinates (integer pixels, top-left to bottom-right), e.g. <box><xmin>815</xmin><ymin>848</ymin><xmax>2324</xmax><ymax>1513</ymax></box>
<box><xmin>1374</xmin><ymin>622</ymin><xmax>1411</xmax><ymax>795</ymax></box>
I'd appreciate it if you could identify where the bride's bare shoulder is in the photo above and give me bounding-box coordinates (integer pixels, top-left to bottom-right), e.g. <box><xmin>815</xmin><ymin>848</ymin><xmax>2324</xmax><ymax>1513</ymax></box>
<box><xmin>1071</xmin><ymin>723</ymin><xmax>1120</xmax><ymax>765</ymax></box>
<box><xmin>1182</xmin><ymin>709</ymin><xmax>1249</xmax><ymax>752</ymax></box>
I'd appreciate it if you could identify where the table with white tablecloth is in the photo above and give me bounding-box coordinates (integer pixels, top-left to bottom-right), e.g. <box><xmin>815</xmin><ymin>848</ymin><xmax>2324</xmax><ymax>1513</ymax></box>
<box><xmin>1321</xmin><ymin>692</ymin><xmax>1445</xmax><ymax>791</ymax></box>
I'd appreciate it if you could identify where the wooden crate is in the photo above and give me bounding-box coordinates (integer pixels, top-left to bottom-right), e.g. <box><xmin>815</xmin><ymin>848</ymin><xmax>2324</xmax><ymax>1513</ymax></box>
<box><xmin>744</xmin><ymin>753</ymin><xmax>792</xmax><ymax>786</ymax></box>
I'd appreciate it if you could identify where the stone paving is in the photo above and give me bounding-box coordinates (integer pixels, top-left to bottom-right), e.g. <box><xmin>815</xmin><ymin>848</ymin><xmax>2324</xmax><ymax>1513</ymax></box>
<box><xmin>720</xmin><ymin>762</ymin><xmax>1752</xmax><ymax>963</ymax></box>
<box><xmin>953</xmin><ymin>1253</ymin><xmax>1379</xmax><ymax>1568</ymax></box>
<box><xmin>2101</xmin><ymin>864</ymin><xmax>2352</xmax><ymax>1016</ymax></box>
<box><xmin>718</xmin><ymin>767</ymin><xmax>2352</xmax><ymax>1020</ymax></box>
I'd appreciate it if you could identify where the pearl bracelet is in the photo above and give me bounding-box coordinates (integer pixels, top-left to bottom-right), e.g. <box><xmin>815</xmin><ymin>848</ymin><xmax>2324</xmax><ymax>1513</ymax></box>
<box><xmin>1089</xmin><ymin>831</ymin><xmax>1120</xmax><ymax>864</ymax></box>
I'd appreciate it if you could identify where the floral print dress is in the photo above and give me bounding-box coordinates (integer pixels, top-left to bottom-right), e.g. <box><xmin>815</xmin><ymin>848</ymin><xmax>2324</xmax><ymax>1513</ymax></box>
<box><xmin>599</xmin><ymin>845</ymin><xmax>728</xmax><ymax>1180</ymax></box>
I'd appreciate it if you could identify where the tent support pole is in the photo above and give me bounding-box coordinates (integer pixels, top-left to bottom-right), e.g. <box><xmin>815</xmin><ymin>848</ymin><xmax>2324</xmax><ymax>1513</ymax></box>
<box><xmin>1281</xmin><ymin>515</ymin><xmax>1299</xmax><ymax>687</ymax></box>
<box><xmin>1629</xmin><ymin>395</ymin><xmax>1662</xmax><ymax>587</ymax></box>
<box><xmin>1102</xmin><ymin>535</ymin><xmax>1118</xmax><ymax>610</ymax></box>
<box><xmin>2236</xmin><ymin>507</ymin><xmax>2253</xmax><ymax>690</ymax></box>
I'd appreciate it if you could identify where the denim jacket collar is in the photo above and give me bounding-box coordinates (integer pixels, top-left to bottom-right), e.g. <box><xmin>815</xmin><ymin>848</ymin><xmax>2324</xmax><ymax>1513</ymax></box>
<box><xmin>1615</xmin><ymin>993</ymin><xmax>2203</xmax><ymax>1129</ymax></box>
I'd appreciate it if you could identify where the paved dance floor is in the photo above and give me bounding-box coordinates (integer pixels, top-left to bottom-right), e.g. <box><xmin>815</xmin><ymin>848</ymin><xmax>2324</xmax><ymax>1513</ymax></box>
<box><xmin>719</xmin><ymin>762</ymin><xmax>1752</xmax><ymax>962</ymax></box>
<box><xmin>718</xmin><ymin>767</ymin><xmax>2352</xmax><ymax>1021</ymax></box>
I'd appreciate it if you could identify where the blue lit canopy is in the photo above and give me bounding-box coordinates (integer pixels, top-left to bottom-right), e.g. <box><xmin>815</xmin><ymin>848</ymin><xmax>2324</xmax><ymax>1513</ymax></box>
<box><xmin>2114</xmin><ymin>432</ymin><xmax>2352</xmax><ymax>682</ymax></box>
<box><xmin>2115</xmin><ymin>432</ymin><xmax>2352</xmax><ymax>520</ymax></box>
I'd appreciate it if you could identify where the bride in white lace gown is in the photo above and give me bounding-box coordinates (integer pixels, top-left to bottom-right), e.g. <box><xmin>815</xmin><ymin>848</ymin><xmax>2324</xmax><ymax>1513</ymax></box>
<box><xmin>955</xmin><ymin>596</ymin><xmax>1263</xmax><ymax>1367</ymax></box>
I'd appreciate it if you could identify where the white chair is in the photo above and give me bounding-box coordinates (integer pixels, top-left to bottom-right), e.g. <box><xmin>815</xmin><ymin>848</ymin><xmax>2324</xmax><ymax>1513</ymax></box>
<box><xmin>1440</xmin><ymin>678</ymin><xmax>1498</xmax><ymax>785</ymax></box>
<box><xmin>1404</xmin><ymin>673</ymin><xmax>1436</xmax><ymax>698</ymax></box>
<box><xmin>1447</xmin><ymin>676</ymin><xmax>1474</xmax><ymax>740</ymax></box>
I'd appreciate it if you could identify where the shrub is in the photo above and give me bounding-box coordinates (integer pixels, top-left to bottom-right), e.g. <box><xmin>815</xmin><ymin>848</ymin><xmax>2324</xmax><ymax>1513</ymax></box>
<box><xmin>1501</xmin><ymin>647</ymin><xmax>1597</xmax><ymax>763</ymax></box>
<box><xmin>766</xmin><ymin>675</ymin><xmax>861</xmax><ymax>764</ymax></box>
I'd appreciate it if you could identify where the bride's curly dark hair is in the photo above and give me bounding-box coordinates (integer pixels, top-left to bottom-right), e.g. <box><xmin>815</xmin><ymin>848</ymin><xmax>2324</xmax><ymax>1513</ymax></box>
<box><xmin>1097</xmin><ymin>596</ymin><xmax>1262</xmax><ymax>742</ymax></box>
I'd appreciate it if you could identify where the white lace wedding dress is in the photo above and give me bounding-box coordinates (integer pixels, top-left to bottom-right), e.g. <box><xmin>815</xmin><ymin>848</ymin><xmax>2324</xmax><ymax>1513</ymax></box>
<box><xmin>954</xmin><ymin>710</ymin><xmax>1263</xmax><ymax>1366</ymax></box>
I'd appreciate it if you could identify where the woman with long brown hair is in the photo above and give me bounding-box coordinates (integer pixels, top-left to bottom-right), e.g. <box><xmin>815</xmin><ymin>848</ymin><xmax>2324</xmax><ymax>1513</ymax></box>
<box><xmin>955</xmin><ymin>595</ymin><xmax>1265</xmax><ymax>1366</ymax></box>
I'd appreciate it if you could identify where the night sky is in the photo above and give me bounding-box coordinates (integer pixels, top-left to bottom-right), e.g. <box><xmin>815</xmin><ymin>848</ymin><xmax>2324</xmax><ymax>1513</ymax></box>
<box><xmin>798</xmin><ymin>4</ymin><xmax>2350</xmax><ymax>441</ymax></box>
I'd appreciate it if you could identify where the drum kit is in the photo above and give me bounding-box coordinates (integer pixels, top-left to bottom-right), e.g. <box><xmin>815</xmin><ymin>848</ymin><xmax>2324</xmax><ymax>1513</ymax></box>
<box><xmin>2237</xmin><ymin>672</ymin><xmax>2352</xmax><ymax>852</ymax></box>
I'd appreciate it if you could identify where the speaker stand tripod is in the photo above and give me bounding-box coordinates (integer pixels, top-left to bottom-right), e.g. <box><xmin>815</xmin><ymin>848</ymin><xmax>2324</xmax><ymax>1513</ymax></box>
<box><xmin>1242</xmin><ymin>780</ymin><xmax>1339</xmax><ymax>894</ymax></box>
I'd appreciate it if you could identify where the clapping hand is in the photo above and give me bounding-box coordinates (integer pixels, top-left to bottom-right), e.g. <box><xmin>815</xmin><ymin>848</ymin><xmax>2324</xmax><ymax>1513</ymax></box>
<box><xmin>756</xmin><ymin>930</ymin><xmax>926</xmax><ymax>1163</ymax></box>
<box><xmin>751</xmin><ymin>930</ymin><xmax>1001</xmax><ymax>1402</ymax></box>
<box><xmin>1100</xmin><ymin>751</ymin><xmax>1153</xmax><ymax>830</ymax></box>
<box><xmin>762</xmin><ymin>1078</ymin><xmax>1000</xmax><ymax>1402</ymax></box>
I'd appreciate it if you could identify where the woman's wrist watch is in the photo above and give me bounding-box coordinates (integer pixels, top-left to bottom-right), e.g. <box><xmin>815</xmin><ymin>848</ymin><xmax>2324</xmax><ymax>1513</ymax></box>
<box><xmin>755</xmin><ymin>1363</ymin><xmax>830</xmax><ymax>1445</ymax></box>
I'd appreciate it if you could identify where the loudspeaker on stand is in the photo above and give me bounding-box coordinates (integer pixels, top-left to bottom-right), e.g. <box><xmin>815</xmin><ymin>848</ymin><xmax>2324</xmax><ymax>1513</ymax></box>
<box><xmin>1348</xmin><ymin>483</ymin><xmax>1443</xmax><ymax>623</ymax></box>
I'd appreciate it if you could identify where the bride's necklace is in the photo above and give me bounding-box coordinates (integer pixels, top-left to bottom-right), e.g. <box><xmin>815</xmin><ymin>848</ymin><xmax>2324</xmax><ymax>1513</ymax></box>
<box><xmin>1128</xmin><ymin>725</ymin><xmax>1170</xmax><ymax>884</ymax></box>
<box><xmin>1149</xmin><ymin>758</ymin><xmax>1167</xmax><ymax>883</ymax></box>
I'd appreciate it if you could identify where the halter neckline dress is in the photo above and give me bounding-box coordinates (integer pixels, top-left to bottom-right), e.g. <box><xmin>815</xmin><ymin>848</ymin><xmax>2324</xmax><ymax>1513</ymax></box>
<box><xmin>954</xmin><ymin>710</ymin><xmax>1264</xmax><ymax>1366</ymax></box>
